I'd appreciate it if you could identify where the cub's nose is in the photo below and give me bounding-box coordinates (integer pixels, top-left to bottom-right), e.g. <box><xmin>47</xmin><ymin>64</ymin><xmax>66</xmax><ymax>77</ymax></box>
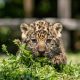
<box><xmin>36</xmin><ymin>42</ymin><xmax>46</xmax><ymax>54</ymax></box>
<box><xmin>37</xmin><ymin>45</ymin><xmax>46</xmax><ymax>54</ymax></box>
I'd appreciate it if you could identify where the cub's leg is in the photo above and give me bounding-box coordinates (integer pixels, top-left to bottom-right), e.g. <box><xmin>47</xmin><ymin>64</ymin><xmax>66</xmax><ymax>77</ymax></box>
<box><xmin>51</xmin><ymin>53</ymin><xmax>67</xmax><ymax>71</ymax></box>
<box><xmin>52</xmin><ymin>53</ymin><xmax>67</xmax><ymax>65</ymax></box>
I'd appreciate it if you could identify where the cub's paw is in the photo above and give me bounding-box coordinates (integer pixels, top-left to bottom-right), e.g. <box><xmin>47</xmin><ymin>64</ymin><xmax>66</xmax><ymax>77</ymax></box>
<box><xmin>51</xmin><ymin>53</ymin><xmax>67</xmax><ymax>71</ymax></box>
<box><xmin>52</xmin><ymin>53</ymin><xmax>67</xmax><ymax>64</ymax></box>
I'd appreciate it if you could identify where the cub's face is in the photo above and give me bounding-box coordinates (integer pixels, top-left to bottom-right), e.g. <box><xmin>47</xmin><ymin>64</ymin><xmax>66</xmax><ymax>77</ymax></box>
<box><xmin>20</xmin><ymin>20</ymin><xmax>62</xmax><ymax>56</ymax></box>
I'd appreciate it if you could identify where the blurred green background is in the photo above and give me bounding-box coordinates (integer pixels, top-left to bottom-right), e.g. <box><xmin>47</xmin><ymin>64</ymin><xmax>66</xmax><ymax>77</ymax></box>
<box><xmin>0</xmin><ymin>0</ymin><xmax>80</xmax><ymax>18</ymax></box>
<box><xmin>0</xmin><ymin>0</ymin><xmax>80</xmax><ymax>54</ymax></box>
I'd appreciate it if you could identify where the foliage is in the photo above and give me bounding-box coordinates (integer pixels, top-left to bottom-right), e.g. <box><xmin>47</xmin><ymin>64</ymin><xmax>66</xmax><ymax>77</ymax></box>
<box><xmin>0</xmin><ymin>27</ymin><xmax>11</xmax><ymax>42</ymax></box>
<box><xmin>0</xmin><ymin>39</ymin><xmax>80</xmax><ymax>80</ymax></box>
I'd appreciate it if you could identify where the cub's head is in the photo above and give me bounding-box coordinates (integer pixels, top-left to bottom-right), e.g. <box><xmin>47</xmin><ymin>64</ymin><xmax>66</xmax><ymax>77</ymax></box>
<box><xmin>20</xmin><ymin>20</ymin><xmax>63</xmax><ymax>56</ymax></box>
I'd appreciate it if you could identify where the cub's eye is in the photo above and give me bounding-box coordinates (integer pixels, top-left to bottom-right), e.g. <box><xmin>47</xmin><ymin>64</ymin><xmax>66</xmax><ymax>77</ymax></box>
<box><xmin>31</xmin><ymin>39</ymin><xmax>37</xmax><ymax>43</ymax></box>
<box><xmin>46</xmin><ymin>39</ymin><xmax>51</xmax><ymax>43</ymax></box>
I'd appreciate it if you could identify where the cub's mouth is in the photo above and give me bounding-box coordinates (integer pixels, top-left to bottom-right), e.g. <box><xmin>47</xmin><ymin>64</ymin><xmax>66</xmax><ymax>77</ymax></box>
<box><xmin>38</xmin><ymin>51</ymin><xmax>45</xmax><ymax>54</ymax></box>
<box><xmin>37</xmin><ymin>51</ymin><xmax>45</xmax><ymax>57</ymax></box>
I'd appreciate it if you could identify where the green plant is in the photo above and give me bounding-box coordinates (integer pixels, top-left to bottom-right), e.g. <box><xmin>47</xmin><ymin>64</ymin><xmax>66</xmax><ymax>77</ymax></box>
<box><xmin>0</xmin><ymin>39</ymin><xmax>80</xmax><ymax>80</ymax></box>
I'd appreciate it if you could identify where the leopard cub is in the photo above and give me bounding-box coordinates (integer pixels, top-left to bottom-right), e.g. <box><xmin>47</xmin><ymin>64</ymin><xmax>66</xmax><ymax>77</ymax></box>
<box><xmin>20</xmin><ymin>20</ymin><xmax>67</xmax><ymax>65</ymax></box>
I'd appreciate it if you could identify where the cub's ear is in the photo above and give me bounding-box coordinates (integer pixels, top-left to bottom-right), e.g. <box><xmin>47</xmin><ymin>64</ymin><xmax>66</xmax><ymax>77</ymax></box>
<box><xmin>53</xmin><ymin>23</ymin><xmax>63</xmax><ymax>33</ymax></box>
<box><xmin>53</xmin><ymin>23</ymin><xmax>63</xmax><ymax>37</ymax></box>
<box><xmin>49</xmin><ymin>23</ymin><xmax>63</xmax><ymax>38</ymax></box>
<box><xmin>20</xmin><ymin>23</ymin><xmax>29</xmax><ymax>33</ymax></box>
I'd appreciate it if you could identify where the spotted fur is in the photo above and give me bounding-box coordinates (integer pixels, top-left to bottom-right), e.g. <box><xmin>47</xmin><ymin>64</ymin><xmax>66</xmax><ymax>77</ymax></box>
<box><xmin>20</xmin><ymin>20</ymin><xmax>67</xmax><ymax>65</ymax></box>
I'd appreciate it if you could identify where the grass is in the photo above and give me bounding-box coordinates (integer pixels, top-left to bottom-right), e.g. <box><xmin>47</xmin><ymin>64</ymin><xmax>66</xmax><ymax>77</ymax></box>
<box><xmin>67</xmin><ymin>53</ymin><xmax>80</xmax><ymax>64</ymax></box>
<box><xmin>0</xmin><ymin>39</ymin><xmax>80</xmax><ymax>80</ymax></box>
